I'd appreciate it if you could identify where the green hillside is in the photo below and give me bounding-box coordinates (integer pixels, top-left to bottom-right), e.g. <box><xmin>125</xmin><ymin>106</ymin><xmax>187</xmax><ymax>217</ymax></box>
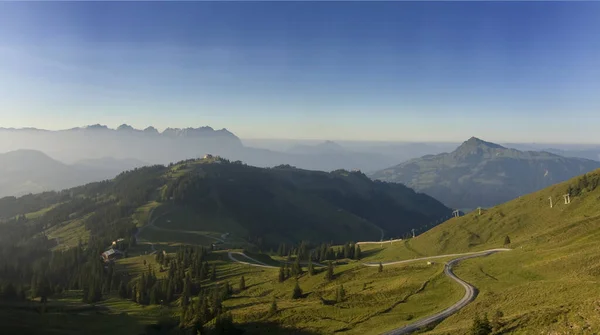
<box><xmin>370</xmin><ymin>137</ymin><xmax>600</xmax><ymax>210</ymax></box>
<box><xmin>1</xmin><ymin>157</ymin><xmax>451</xmax><ymax>248</ymax></box>
<box><xmin>361</xmin><ymin>168</ymin><xmax>600</xmax><ymax>333</ymax></box>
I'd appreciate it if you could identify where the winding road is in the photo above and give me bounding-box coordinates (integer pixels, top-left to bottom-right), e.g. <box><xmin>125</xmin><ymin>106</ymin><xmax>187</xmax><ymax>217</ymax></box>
<box><xmin>379</xmin><ymin>248</ymin><xmax>510</xmax><ymax>335</ymax></box>
<box><xmin>229</xmin><ymin>248</ymin><xmax>509</xmax><ymax>334</ymax></box>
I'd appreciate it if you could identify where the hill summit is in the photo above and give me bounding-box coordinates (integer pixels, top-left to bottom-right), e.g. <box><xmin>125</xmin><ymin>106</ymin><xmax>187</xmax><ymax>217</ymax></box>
<box><xmin>370</xmin><ymin>137</ymin><xmax>600</xmax><ymax>209</ymax></box>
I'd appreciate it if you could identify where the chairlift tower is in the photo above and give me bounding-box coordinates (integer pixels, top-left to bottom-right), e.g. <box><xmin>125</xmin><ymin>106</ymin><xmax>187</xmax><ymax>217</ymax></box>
<box><xmin>549</xmin><ymin>196</ymin><xmax>553</xmax><ymax>208</ymax></box>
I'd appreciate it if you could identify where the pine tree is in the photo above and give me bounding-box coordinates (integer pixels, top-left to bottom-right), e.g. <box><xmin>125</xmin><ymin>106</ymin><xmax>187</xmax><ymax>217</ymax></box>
<box><xmin>355</xmin><ymin>244</ymin><xmax>362</xmax><ymax>260</ymax></box>
<box><xmin>292</xmin><ymin>256</ymin><xmax>302</xmax><ymax>277</ymax></box>
<box><xmin>211</xmin><ymin>285</ymin><xmax>223</xmax><ymax>316</ymax></box>
<box><xmin>291</xmin><ymin>281</ymin><xmax>303</xmax><ymax>299</ymax></box>
<box><xmin>118</xmin><ymin>281</ymin><xmax>128</xmax><ymax>299</ymax></box>
<box><xmin>278</xmin><ymin>265</ymin><xmax>285</xmax><ymax>283</ymax></box>
<box><xmin>239</xmin><ymin>276</ymin><xmax>246</xmax><ymax>291</ymax></box>
<box><xmin>149</xmin><ymin>284</ymin><xmax>158</xmax><ymax>305</ymax></box>
<box><xmin>378</xmin><ymin>262</ymin><xmax>383</xmax><ymax>273</ymax></box>
<box><xmin>308</xmin><ymin>258</ymin><xmax>315</xmax><ymax>276</ymax></box>
<box><xmin>504</xmin><ymin>236</ymin><xmax>511</xmax><ymax>245</ymax></box>
<box><xmin>210</xmin><ymin>264</ymin><xmax>217</xmax><ymax>281</ymax></box>
<box><xmin>269</xmin><ymin>297</ymin><xmax>278</xmax><ymax>315</ymax></box>
<box><xmin>181</xmin><ymin>274</ymin><xmax>191</xmax><ymax>307</ymax></box>
<box><xmin>285</xmin><ymin>264</ymin><xmax>291</xmax><ymax>279</ymax></box>
<box><xmin>325</xmin><ymin>261</ymin><xmax>334</xmax><ymax>281</ymax></box>
<box><xmin>336</xmin><ymin>284</ymin><xmax>346</xmax><ymax>303</ymax></box>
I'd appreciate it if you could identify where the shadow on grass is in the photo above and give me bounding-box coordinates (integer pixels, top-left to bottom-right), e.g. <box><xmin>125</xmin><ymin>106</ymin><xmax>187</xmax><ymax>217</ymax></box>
<box><xmin>237</xmin><ymin>321</ymin><xmax>321</xmax><ymax>335</ymax></box>
<box><xmin>359</xmin><ymin>247</ymin><xmax>384</xmax><ymax>259</ymax></box>
<box><xmin>0</xmin><ymin>305</ymin><xmax>144</xmax><ymax>335</ymax></box>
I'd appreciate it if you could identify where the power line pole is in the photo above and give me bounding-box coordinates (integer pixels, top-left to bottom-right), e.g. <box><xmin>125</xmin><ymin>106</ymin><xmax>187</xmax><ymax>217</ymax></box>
<box><xmin>548</xmin><ymin>196</ymin><xmax>553</xmax><ymax>208</ymax></box>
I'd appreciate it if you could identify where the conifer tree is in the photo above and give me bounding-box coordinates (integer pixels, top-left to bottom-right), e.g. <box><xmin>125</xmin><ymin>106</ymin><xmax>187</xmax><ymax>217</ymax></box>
<box><xmin>239</xmin><ymin>276</ymin><xmax>246</xmax><ymax>291</ymax></box>
<box><xmin>308</xmin><ymin>258</ymin><xmax>315</xmax><ymax>276</ymax></box>
<box><xmin>504</xmin><ymin>236</ymin><xmax>511</xmax><ymax>245</ymax></box>
<box><xmin>355</xmin><ymin>244</ymin><xmax>362</xmax><ymax>260</ymax></box>
<box><xmin>278</xmin><ymin>265</ymin><xmax>285</xmax><ymax>283</ymax></box>
<box><xmin>269</xmin><ymin>297</ymin><xmax>278</xmax><ymax>315</ymax></box>
<box><xmin>378</xmin><ymin>262</ymin><xmax>383</xmax><ymax>273</ymax></box>
<box><xmin>336</xmin><ymin>284</ymin><xmax>346</xmax><ymax>303</ymax></box>
<box><xmin>291</xmin><ymin>281</ymin><xmax>303</xmax><ymax>299</ymax></box>
<box><xmin>210</xmin><ymin>264</ymin><xmax>217</xmax><ymax>281</ymax></box>
<box><xmin>325</xmin><ymin>261</ymin><xmax>334</xmax><ymax>281</ymax></box>
<box><xmin>118</xmin><ymin>281</ymin><xmax>128</xmax><ymax>299</ymax></box>
<box><xmin>292</xmin><ymin>256</ymin><xmax>302</xmax><ymax>277</ymax></box>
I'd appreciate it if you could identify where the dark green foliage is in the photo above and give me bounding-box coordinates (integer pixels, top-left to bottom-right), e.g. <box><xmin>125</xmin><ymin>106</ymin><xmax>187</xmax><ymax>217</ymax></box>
<box><xmin>269</xmin><ymin>297</ymin><xmax>278</xmax><ymax>315</ymax></box>
<box><xmin>291</xmin><ymin>257</ymin><xmax>302</xmax><ymax>277</ymax></box>
<box><xmin>161</xmin><ymin>160</ymin><xmax>450</xmax><ymax>246</ymax></box>
<box><xmin>292</xmin><ymin>281</ymin><xmax>303</xmax><ymax>299</ymax></box>
<box><xmin>239</xmin><ymin>276</ymin><xmax>246</xmax><ymax>291</ymax></box>
<box><xmin>325</xmin><ymin>261</ymin><xmax>334</xmax><ymax>281</ymax></box>
<box><xmin>336</xmin><ymin>285</ymin><xmax>346</xmax><ymax>303</ymax></box>
<box><xmin>504</xmin><ymin>236</ymin><xmax>511</xmax><ymax>245</ymax></box>
<box><xmin>118</xmin><ymin>281</ymin><xmax>128</xmax><ymax>299</ymax></box>
<box><xmin>214</xmin><ymin>312</ymin><xmax>235</xmax><ymax>335</ymax></box>
<box><xmin>567</xmin><ymin>172</ymin><xmax>600</xmax><ymax>197</ymax></box>
<box><xmin>0</xmin><ymin>283</ymin><xmax>18</xmax><ymax>301</ymax></box>
<box><xmin>211</xmin><ymin>264</ymin><xmax>217</xmax><ymax>281</ymax></box>
<box><xmin>378</xmin><ymin>262</ymin><xmax>383</xmax><ymax>273</ymax></box>
<box><xmin>470</xmin><ymin>314</ymin><xmax>492</xmax><ymax>335</ymax></box>
<box><xmin>278</xmin><ymin>266</ymin><xmax>285</xmax><ymax>283</ymax></box>
<box><xmin>308</xmin><ymin>258</ymin><xmax>315</xmax><ymax>276</ymax></box>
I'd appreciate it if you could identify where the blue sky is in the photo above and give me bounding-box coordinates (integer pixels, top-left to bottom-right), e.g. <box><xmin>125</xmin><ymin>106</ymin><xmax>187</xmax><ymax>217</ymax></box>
<box><xmin>1</xmin><ymin>2</ymin><xmax>599</xmax><ymax>143</ymax></box>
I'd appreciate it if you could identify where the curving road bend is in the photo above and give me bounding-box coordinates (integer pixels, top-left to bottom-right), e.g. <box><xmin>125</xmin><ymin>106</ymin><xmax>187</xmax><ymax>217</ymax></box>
<box><xmin>380</xmin><ymin>248</ymin><xmax>510</xmax><ymax>335</ymax></box>
<box><xmin>226</xmin><ymin>246</ymin><xmax>510</xmax><ymax>335</ymax></box>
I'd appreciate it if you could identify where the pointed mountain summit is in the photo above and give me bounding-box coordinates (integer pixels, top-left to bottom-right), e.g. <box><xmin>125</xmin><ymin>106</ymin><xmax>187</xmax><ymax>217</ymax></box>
<box><xmin>370</xmin><ymin>137</ymin><xmax>600</xmax><ymax>209</ymax></box>
<box><xmin>459</xmin><ymin>137</ymin><xmax>505</xmax><ymax>150</ymax></box>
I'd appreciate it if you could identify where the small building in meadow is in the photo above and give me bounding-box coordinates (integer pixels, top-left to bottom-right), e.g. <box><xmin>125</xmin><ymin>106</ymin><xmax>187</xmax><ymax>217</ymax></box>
<box><xmin>101</xmin><ymin>248</ymin><xmax>124</xmax><ymax>263</ymax></box>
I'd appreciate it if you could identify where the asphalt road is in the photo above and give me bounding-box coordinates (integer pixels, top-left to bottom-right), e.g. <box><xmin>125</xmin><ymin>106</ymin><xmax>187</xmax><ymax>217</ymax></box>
<box><xmin>226</xmin><ymin>246</ymin><xmax>510</xmax><ymax>335</ymax></box>
<box><xmin>380</xmin><ymin>248</ymin><xmax>510</xmax><ymax>335</ymax></box>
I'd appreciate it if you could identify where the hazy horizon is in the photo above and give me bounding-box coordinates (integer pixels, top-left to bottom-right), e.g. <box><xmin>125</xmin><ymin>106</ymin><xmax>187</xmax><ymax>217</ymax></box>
<box><xmin>2</xmin><ymin>2</ymin><xmax>600</xmax><ymax>143</ymax></box>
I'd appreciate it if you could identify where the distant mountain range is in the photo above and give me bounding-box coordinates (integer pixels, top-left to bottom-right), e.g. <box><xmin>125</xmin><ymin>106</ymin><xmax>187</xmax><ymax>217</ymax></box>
<box><xmin>370</xmin><ymin>137</ymin><xmax>600</xmax><ymax>209</ymax></box>
<box><xmin>0</xmin><ymin>150</ymin><xmax>147</xmax><ymax>198</ymax></box>
<box><xmin>0</xmin><ymin>125</ymin><xmax>406</xmax><ymax>174</ymax></box>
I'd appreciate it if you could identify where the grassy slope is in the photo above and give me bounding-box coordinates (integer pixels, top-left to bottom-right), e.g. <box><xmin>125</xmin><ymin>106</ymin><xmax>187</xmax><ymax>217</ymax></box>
<box><xmin>219</xmin><ymin>255</ymin><xmax>463</xmax><ymax>335</ymax></box>
<box><xmin>361</xmin><ymin>168</ymin><xmax>600</xmax><ymax>334</ymax></box>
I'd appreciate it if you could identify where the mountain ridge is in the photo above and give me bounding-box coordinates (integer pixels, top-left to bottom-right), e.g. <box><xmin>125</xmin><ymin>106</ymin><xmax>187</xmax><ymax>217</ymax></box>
<box><xmin>370</xmin><ymin>137</ymin><xmax>600</xmax><ymax>209</ymax></box>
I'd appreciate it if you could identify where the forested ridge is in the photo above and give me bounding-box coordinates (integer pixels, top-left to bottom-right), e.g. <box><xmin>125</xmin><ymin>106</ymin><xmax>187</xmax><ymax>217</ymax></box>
<box><xmin>0</xmin><ymin>158</ymin><xmax>451</xmax><ymax>334</ymax></box>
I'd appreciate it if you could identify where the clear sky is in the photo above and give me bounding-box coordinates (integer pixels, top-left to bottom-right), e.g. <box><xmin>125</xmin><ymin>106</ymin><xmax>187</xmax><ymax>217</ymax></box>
<box><xmin>1</xmin><ymin>2</ymin><xmax>600</xmax><ymax>143</ymax></box>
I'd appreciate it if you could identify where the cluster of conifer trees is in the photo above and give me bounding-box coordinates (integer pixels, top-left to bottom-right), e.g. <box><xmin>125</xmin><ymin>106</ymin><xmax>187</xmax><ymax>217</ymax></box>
<box><xmin>277</xmin><ymin>241</ymin><xmax>362</xmax><ymax>261</ymax></box>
